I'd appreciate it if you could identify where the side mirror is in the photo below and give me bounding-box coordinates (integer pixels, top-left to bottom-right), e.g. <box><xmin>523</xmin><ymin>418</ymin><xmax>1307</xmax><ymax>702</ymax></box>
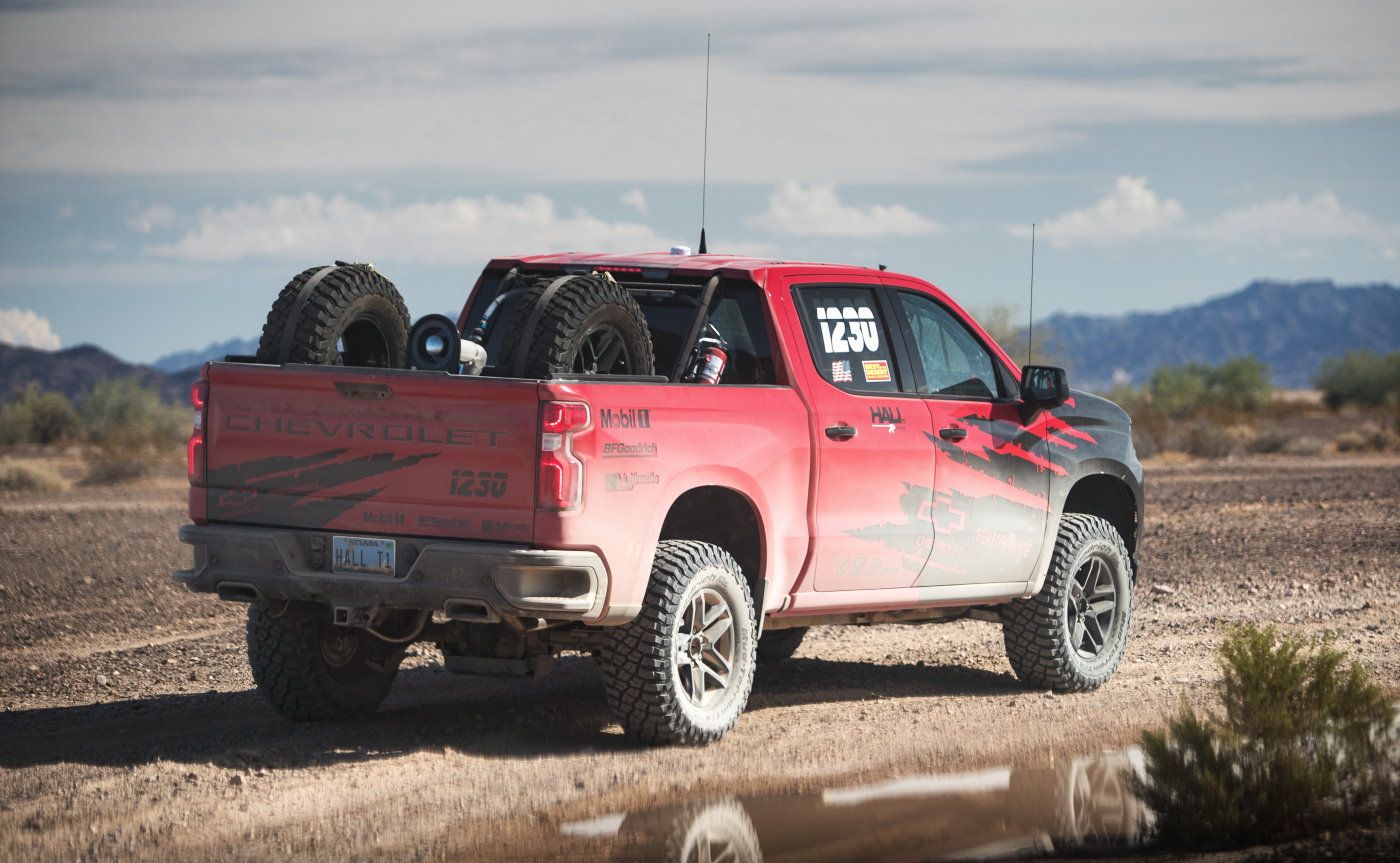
<box><xmin>1021</xmin><ymin>365</ymin><xmax>1069</xmax><ymax>409</ymax></box>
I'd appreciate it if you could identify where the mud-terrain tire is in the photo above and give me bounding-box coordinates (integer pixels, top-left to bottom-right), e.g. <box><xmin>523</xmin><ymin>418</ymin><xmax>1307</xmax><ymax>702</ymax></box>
<box><xmin>1001</xmin><ymin>514</ymin><xmax>1134</xmax><ymax>692</ymax></box>
<box><xmin>498</xmin><ymin>273</ymin><xmax>654</xmax><ymax>378</ymax></box>
<box><xmin>256</xmin><ymin>264</ymin><xmax>410</xmax><ymax>367</ymax></box>
<box><xmin>756</xmin><ymin>626</ymin><xmax>807</xmax><ymax>664</ymax></box>
<box><xmin>246</xmin><ymin>604</ymin><xmax>403</xmax><ymax>721</ymax></box>
<box><xmin>599</xmin><ymin>541</ymin><xmax>757</xmax><ymax>745</ymax></box>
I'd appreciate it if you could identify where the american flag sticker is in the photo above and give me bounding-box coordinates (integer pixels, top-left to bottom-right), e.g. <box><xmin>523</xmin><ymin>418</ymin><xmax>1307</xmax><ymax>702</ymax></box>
<box><xmin>831</xmin><ymin>360</ymin><xmax>853</xmax><ymax>382</ymax></box>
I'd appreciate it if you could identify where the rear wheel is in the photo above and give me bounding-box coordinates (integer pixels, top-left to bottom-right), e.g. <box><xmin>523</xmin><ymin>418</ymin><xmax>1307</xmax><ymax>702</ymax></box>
<box><xmin>599</xmin><ymin>541</ymin><xmax>757</xmax><ymax>745</ymax></box>
<box><xmin>246</xmin><ymin>604</ymin><xmax>403</xmax><ymax>721</ymax></box>
<box><xmin>256</xmin><ymin>264</ymin><xmax>410</xmax><ymax>367</ymax></box>
<box><xmin>1001</xmin><ymin>514</ymin><xmax>1134</xmax><ymax>692</ymax></box>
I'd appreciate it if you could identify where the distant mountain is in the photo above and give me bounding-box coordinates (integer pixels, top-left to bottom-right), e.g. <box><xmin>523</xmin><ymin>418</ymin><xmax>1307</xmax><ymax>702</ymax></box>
<box><xmin>0</xmin><ymin>343</ymin><xmax>193</xmax><ymax>404</ymax></box>
<box><xmin>151</xmin><ymin>336</ymin><xmax>259</xmax><ymax>372</ymax></box>
<box><xmin>1043</xmin><ymin>280</ymin><xmax>1400</xmax><ymax>390</ymax></box>
<box><xmin>4</xmin><ymin>280</ymin><xmax>1396</xmax><ymax>403</ymax></box>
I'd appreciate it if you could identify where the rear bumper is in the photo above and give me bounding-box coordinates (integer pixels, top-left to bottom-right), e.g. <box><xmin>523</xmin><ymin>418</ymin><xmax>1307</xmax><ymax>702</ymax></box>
<box><xmin>175</xmin><ymin>523</ymin><xmax>630</xmax><ymax>625</ymax></box>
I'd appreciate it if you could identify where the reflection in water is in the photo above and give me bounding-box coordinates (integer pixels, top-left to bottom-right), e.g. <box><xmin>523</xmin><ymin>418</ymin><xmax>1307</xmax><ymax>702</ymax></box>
<box><xmin>558</xmin><ymin>748</ymin><xmax>1151</xmax><ymax>862</ymax></box>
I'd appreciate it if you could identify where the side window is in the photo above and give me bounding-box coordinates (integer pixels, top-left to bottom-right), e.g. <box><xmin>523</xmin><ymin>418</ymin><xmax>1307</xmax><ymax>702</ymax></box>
<box><xmin>795</xmin><ymin>286</ymin><xmax>900</xmax><ymax>393</ymax></box>
<box><xmin>897</xmin><ymin>292</ymin><xmax>1001</xmax><ymax>399</ymax></box>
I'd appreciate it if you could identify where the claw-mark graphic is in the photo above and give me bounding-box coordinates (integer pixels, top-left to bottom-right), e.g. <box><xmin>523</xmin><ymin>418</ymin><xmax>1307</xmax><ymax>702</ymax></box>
<box><xmin>844</xmin><ymin>406</ymin><xmax>1100</xmax><ymax>581</ymax></box>
<box><xmin>209</xmin><ymin>448</ymin><xmax>440</xmax><ymax>528</ymax></box>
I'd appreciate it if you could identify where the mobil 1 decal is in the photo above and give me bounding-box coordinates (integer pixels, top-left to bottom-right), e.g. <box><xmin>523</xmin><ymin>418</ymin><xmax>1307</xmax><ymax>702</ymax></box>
<box><xmin>816</xmin><ymin>305</ymin><xmax>879</xmax><ymax>353</ymax></box>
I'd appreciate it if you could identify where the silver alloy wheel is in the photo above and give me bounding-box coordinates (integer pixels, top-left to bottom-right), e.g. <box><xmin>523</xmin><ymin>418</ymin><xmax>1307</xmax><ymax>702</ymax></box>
<box><xmin>1067</xmin><ymin>553</ymin><xmax>1118</xmax><ymax>659</ymax></box>
<box><xmin>674</xmin><ymin>587</ymin><xmax>736</xmax><ymax>709</ymax></box>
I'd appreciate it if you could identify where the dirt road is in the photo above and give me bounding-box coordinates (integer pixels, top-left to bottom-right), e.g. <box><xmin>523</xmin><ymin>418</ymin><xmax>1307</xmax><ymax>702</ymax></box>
<box><xmin>2</xmin><ymin>456</ymin><xmax>1397</xmax><ymax>861</ymax></box>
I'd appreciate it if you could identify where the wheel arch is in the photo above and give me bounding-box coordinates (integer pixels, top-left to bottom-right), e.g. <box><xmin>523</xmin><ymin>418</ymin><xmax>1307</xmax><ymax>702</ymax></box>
<box><xmin>658</xmin><ymin>485</ymin><xmax>767</xmax><ymax>617</ymax></box>
<box><xmin>1061</xmin><ymin>473</ymin><xmax>1140</xmax><ymax>555</ymax></box>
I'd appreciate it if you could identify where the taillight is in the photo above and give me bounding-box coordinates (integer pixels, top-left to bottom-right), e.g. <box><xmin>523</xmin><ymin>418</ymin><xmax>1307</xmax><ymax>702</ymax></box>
<box><xmin>537</xmin><ymin>401</ymin><xmax>590</xmax><ymax>511</ymax></box>
<box><xmin>187</xmin><ymin>431</ymin><xmax>205</xmax><ymax>486</ymax></box>
<box><xmin>188</xmin><ymin>371</ymin><xmax>208</xmax><ymax>487</ymax></box>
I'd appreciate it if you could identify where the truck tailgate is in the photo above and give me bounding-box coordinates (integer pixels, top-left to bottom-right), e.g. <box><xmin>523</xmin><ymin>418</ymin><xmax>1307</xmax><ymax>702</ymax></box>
<box><xmin>200</xmin><ymin>363</ymin><xmax>538</xmax><ymax>543</ymax></box>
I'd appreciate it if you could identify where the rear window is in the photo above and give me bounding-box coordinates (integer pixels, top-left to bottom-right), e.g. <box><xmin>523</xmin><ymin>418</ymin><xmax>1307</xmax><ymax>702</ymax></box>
<box><xmin>793</xmin><ymin>285</ymin><xmax>901</xmax><ymax>393</ymax></box>
<box><xmin>461</xmin><ymin>270</ymin><xmax>776</xmax><ymax>384</ymax></box>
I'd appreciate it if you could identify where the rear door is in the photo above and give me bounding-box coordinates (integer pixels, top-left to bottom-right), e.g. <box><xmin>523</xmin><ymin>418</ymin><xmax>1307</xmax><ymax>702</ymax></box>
<box><xmin>785</xmin><ymin>278</ymin><xmax>936</xmax><ymax>591</ymax></box>
<box><xmin>883</xmin><ymin>281</ymin><xmax>1053</xmax><ymax>586</ymax></box>
<box><xmin>203</xmin><ymin>364</ymin><xmax>539</xmax><ymax>544</ymax></box>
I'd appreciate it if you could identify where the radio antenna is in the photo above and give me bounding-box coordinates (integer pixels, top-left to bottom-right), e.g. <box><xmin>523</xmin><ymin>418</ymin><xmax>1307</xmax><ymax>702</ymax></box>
<box><xmin>698</xmin><ymin>33</ymin><xmax>711</xmax><ymax>255</ymax></box>
<box><xmin>1026</xmin><ymin>222</ymin><xmax>1036</xmax><ymax>365</ymax></box>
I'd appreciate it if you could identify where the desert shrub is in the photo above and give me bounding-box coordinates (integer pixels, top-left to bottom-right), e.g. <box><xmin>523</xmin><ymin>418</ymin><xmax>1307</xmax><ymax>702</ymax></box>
<box><xmin>0</xmin><ymin>386</ymin><xmax>78</xmax><ymax>444</ymax></box>
<box><xmin>78</xmin><ymin>377</ymin><xmax>187</xmax><ymax>484</ymax></box>
<box><xmin>1315</xmin><ymin>351</ymin><xmax>1400</xmax><ymax>410</ymax></box>
<box><xmin>1281</xmin><ymin>436</ymin><xmax>1327</xmax><ymax>457</ymax></box>
<box><xmin>1249</xmin><ymin>427</ymin><xmax>1290</xmax><ymax>454</ymax></box>
<box><xmin>0</xmin><ymin>459</ymin><xmax>69</xmax><ymax>492</ymax></box>
<box><xmin>1146</xmin><ymin>357</ymin><xmax>1272</xmax><ymax>417</ymax></box>
<box><xmin>1333</xmin><ymin>421</ymin><xmax>1400</xmax><ymax>453</ymax></box>
<box><xmin>1134</xmin><ymin>624</ymin><xmax>1399</xmax><ymax>849</ymax></box>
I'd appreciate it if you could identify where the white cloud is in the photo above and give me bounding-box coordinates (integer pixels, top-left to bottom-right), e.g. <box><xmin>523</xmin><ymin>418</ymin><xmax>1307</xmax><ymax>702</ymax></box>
<box><xmin>127</xmin><ymin>203</ymin><xmax>177</xmax><ymax>234</ymax></box>
<box><xmin>1021</xmin><ymin>176</ymin><xmax>1185</xmax><ymax>248</ymax></box>
<box><xmin>1200</xmin><ymin>191</ymin><xmax>1400</xmax><ymax>257</ymax></box>
<box><xmin>149</xmin><ymin>192</ymin><xmax>672</xmax><ymax>263</ymax></box>
<box><xmin>746</xmin><ymin>182</ymin><xmax>941</xmax><ymax>237</ymax></box>
<box><xmin>619</xmin><ymin>189</ymin><xmax>647</xmax><ymax>215</ymax></box>
<box><xmin>0</xmin><ymin>308</ymin><xmax>62</xmax><ymax>350</ymax></box>
<box><xmin>6</xmin><ymin>3</ymin><xmax>1396</xmax><ymax>181</ymax></box>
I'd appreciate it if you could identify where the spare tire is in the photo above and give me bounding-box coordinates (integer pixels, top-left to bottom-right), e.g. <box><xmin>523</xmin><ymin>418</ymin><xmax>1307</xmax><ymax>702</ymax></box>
<box><xmin>256</xmin><ymin>264</ymin><xmax>410</xmax><ymax>367</ymax></box>
<box><xmin>498</xmin><ymin>273</ymin><xmax>654</xmax><ymax>378</ymax></box>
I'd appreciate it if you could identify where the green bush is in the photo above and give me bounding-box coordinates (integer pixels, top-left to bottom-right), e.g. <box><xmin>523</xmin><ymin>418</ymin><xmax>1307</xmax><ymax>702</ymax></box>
<box><xmin>78</xmin><ymin>377</ymin><xmax>187</xmax><ymax>484</ymax></box>
<box><xmin>0</xmin><ymin>385</ymin><xmax>78</xmax><ymax>444</ymax></box>
<box><xmin>1146</xmin><ymin>357</ymin><xmax>1272</xmax><ymax>417</ymax></box>
<box><xmin>1134</xmin><ymin>624</ymin><xmax>1398</xmax><ymax>848</ymax></box>
<box><xmin>1316</xmin><ymin>351</ymin><xmax>1400</xmax><ymax>409</ymax></box>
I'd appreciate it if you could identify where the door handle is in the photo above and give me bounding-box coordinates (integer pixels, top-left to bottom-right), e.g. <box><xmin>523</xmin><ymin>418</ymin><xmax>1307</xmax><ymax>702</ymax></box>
<box><xmin>825</xmin><ymin>424</ymin><xmax>857</xmax><ymax>441</ymax></box>
<box><xmin>938</xmin><ymin>426</ymin><xmax>967</xmax><ymax>442</ymax></box>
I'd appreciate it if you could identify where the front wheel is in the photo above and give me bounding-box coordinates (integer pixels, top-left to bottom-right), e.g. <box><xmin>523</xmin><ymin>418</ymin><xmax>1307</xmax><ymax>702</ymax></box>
<box><xmin>1001</xmin><ymin>514</ymin><xmax>1134</xmax><ymax>692</ymax></box>
<box><xmin>599</xmin><ymin>541</ymin><xmax>757</xmax><ymax>745</ymax></box>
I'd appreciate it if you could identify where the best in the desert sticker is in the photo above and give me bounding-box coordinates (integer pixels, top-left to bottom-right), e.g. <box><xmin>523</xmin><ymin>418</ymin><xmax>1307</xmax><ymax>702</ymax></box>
<box><xmin>861</xmin><ymin>360</ymin><xmax>891</xmax><ymax>383</ymax></box>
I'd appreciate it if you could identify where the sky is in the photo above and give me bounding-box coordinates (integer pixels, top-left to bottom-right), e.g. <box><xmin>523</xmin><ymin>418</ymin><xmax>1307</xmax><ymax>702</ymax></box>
<box><xmin>1</xmin><ymin>0</ymin><xmax>1398</xmax><ymax>363</ymax></box>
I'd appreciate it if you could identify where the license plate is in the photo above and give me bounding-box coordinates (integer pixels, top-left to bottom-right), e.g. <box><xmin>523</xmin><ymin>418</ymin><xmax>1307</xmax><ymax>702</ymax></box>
<box><xmin>331</xmin><ymin>535</ymin><xmax>396</xmax><ymax>576</ymax></box>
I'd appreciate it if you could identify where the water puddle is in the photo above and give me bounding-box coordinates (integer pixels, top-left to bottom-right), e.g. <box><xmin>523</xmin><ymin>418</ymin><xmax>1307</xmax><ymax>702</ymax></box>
<box><xmin>556</xmin><ymin>748</ymin><xmax>1151</xmax><ymax>862</ymax></box>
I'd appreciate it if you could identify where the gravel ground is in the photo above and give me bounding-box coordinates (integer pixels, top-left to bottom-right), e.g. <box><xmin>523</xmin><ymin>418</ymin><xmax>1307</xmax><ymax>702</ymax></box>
<box><xmin>0</xmin><ymin>455</ymin><xmax>1396</xmax><ymax>861</ymax></box>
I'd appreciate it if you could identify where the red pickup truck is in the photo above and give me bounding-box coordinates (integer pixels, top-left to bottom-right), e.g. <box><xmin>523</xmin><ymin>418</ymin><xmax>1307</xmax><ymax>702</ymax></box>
<box><xmin>177</xmin><ymin>252</ymin><xmax>1142</xmax><ymax>745</ymax></box>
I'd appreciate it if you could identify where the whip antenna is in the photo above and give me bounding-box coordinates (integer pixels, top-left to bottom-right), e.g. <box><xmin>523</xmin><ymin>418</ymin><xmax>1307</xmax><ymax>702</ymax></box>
<box><xmin>698</xmin><ymin>33</ymin><xmax>711</xmax><ymax>254</ymax></box>
<box><xmin>1027</xmin><ymin>222</ymin><xmax>1036</xmax><ymax>365</ymax></box>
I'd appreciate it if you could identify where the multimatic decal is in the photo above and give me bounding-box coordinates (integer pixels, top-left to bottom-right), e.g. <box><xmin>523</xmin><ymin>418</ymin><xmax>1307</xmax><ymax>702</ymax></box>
<box><xmin>605</xmin><ymin>471</ymin><xmax>661</xmax><ymax>492</ymax></box>
<box><xmin>209</xmin><ymin>448</ymin><xmax>440</xmax><ymax>527</ymax></box>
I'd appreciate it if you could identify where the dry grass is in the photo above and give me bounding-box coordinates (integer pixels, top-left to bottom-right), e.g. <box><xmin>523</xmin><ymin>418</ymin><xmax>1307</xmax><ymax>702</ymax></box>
<box><xmin>0</xmin><ymin>458</ymin><xmax>70</xmax><ymax>492</ymax></box>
